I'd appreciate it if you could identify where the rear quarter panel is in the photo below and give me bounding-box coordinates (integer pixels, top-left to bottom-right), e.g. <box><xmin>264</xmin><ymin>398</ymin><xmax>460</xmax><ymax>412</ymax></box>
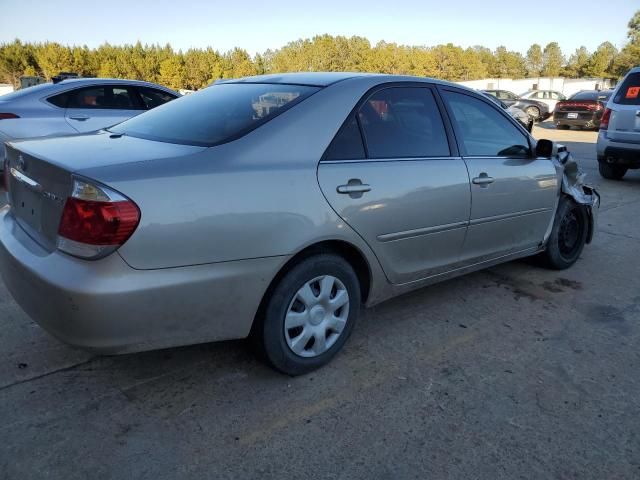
<box><xmin>77</xmin><ymin>78</ymin><xmax>391</xmax><ymax>276</ymax></box>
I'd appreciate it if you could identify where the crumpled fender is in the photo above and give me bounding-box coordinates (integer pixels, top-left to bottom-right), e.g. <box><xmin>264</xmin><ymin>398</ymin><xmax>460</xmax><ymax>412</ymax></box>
<box><xmin>552</xmin><ymin>146</ymin><xmax>600</xmax><ymax>244</ymax></box>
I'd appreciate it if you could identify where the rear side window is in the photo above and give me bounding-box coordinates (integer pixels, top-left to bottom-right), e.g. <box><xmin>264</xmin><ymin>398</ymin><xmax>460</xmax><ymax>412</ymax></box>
<box><xmin>357</xmin><ymin>87</ymin><xmax>450</xmax><ymax>158</ymax></box>
<box><xmin>324</xmin><ymin>116</ymin><xmax>365</xmax><ymax>160</ymax></box>
<box><xmin>111</xmin><ymin>83</ymin><xmax>319</xmax><ymax>146</ymax></box>
<box><xmin>443</xmin><ymin>90</ymin><xmax>530</xmax><ymax>157</ymax></box>
<box><xmin>47</xmin><ymin>91</ymin><xmax>70</xmax><ymax>108</ymax></box>
<box><xmin>137</xmin><ymin>87</ymin><xmax>177</xmax><ymax>109</ymax></box>
<box><xmin>613</xmin><ymin>72</ymin><xmax>640</xmax><ymax>105</ymax></box>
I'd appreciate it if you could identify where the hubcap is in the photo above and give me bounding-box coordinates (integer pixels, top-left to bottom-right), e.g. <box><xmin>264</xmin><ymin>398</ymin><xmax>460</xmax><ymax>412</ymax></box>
<box><xmin>284</xmin><ymin>275</ymin><xmax>350</xmax><ymax>358</ymax></box>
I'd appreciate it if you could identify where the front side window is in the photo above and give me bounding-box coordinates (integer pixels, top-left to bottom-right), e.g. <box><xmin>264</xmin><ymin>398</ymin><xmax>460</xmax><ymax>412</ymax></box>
<box><xmin>498</xmin><ymin>91</ymin><xmax>518</xmax><ymax>100</ymax></box>
<box><xmin>443</xmin><ymin>90</ymin><xmax>531</xmax><ymax>157</ymax></box>
<box><xmin>356</xmin><ymin>87</ymin><xmax>449</xmax><ymax>158</ymax></box>
<box><xmin>65</xmin><ymin>86</ymin><xmax>140</xmax><ymax>109</ymax></box>
<box><xmin>111</xmin><ymin>83</ymin><xmax>319</xmax><ymax>146</ymax></box>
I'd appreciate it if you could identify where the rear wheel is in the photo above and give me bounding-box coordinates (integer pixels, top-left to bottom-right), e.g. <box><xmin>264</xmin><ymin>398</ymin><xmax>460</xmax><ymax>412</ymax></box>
<box><xmin>599</xmin><ymin>162</ymin><xmax>627</xmax><ymax>180</ymax></box>
<box><xmin>538</xmin><ymin>197</ymin><xmax>588</xmax><ymax>270</ymax></box>
<box><xmin>254</xmin><ymin>254</ymin><xmax>360</xmax><ymax>376</ymax></box>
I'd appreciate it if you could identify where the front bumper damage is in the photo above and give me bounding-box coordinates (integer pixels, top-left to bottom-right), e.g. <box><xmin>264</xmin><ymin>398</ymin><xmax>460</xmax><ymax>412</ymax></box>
<box><xmin>554</xmin><ymin>146</ymin><xmax>600</xmax><ymax>243</ymax></box>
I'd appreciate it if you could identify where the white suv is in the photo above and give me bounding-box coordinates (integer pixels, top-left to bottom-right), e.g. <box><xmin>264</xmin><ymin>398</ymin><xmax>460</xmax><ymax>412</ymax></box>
<box><xmin>597</xmin><ymin>67</ymin><xmax>640</xmax><ymax>180</ymax></box>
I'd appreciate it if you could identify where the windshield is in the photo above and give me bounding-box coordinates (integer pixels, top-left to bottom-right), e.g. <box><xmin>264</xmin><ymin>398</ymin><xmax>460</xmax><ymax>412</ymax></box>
<box><xmin>111</xmin><ymin>83</ymin><xmax>320</xmax><ymax>146</ymax></box>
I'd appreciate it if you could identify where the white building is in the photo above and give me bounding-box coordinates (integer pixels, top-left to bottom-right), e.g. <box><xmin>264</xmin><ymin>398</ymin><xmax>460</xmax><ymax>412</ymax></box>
<box><xmin>457</xmin><ymin>77</ymin><xmax>615</xmax><ymax>97</ymax></box>
<box><xmin>0</xmin><ymin>84</ymin><xmax>14</xmax><ymax>96</ymax></box>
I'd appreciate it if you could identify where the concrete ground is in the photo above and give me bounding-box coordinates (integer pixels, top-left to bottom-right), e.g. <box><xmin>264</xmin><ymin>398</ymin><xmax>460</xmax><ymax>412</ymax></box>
<box><xmin>1</xmin><ymin>123</ymin><xmax>639</xmax><ymax>479</ymax></box>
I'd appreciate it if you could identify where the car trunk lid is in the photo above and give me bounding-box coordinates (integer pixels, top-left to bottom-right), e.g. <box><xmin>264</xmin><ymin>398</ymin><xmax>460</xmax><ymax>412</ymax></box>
<box><xmin>5</xmin><ymin>144</ymin><xmax>71</xmax><ymax>251</ymax></box>
<box><xmin>4</xmin><ymin>132</ymin><xmax>206</xmax><ymax>251</ymax></box>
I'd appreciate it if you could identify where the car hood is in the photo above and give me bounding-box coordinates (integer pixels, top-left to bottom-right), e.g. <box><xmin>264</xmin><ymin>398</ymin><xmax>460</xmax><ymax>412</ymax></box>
<box><xmin>6</xmin><ymin>131</ymin><xmax>206</xmax><ymax>172</ymax></box>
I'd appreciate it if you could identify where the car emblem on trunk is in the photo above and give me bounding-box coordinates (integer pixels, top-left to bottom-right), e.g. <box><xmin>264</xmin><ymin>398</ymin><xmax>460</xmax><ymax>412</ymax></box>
<box><xmin>17</xmin><ymin>154</ymin><xmax>26</xmax><ymax>171</ymax></box>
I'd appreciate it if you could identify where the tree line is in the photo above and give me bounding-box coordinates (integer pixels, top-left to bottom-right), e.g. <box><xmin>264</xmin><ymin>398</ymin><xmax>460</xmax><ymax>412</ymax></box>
<box><xmin>1</xmin><ymin>10</ymin><xmax>638</xmax><ymax>91</ymax></box>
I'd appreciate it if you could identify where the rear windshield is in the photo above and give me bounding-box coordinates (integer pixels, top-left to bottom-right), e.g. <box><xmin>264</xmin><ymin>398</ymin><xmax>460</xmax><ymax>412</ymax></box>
<box><xmin>569</xmin><ymin>91</ymin><xmax>610</xmax><ymax>101</ymax></box>
<box><xmin>0</xmin><ymin>83</ymin><xmax>53</xmax><ymax>100</ymax></box>
<box><xmin>110</xmin><ymin>83</ymin><xmax>320</xmax><ymax>146</ymax></box>
<box><xmin>613</xmin><ymin>72</ymin><xmax>640</xmax><ymax>105</ymax></box>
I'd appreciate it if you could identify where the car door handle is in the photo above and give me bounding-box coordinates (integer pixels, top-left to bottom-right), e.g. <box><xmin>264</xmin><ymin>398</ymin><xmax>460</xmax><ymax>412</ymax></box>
<box><xmin>337</xmin><ymin>184</ymin><xmax>371</xmax><ymax>194</ymax></box>
<box><xmin>69</xmin><ymin>114</ymin><xmax>89</xmax><ymax>121</ymax></box>
<box><xmin>337</xmin><ymin>179</ymin><xmax>371</xmax><ymax>199</ymax></box>
<box><xmin>472</xmin><ymin>173</ymin><xmax>495</xmax><ymax>186</ymax></box>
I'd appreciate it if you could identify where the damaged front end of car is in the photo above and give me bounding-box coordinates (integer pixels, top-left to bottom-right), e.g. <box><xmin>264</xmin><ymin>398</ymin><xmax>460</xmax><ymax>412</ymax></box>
<box><xmin>553</xmin><ymin>145</ymin><xmax>600</xmax><ymax>243</ymax></box>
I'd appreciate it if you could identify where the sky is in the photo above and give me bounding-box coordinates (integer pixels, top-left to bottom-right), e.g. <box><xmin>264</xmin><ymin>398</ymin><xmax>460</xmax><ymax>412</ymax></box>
<box><xmin>0</xmin><ymin>0</ymin><xmax>636</xmax><ymax>56</ymax></box>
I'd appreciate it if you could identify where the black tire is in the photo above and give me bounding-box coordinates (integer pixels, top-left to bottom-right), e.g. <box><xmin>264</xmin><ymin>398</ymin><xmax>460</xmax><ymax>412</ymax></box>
<box><xmin>254</xmin><ymin>254</ymin><xmax>360</xmax><ymax>376</ymax></box>
<box><xmin>525</xmin><ymin>106</ymin><xmax>540</xmax><ymax>121</ymax></box>
<box><xmin>538</xmin><ymin>197</ymin><xmax>589</xmax><ymax>270</ymax></box>
<box><xmin>599</xmin><ymin>162</ymin><xmax>627</xmax><ymax>180</ymax></box>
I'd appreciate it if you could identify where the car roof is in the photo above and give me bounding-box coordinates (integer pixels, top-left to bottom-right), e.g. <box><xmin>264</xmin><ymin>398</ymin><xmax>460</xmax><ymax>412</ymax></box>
<box><xmin>4</xmin><ymin>78</ymin><xmax>177</xmax><ymax>100</ymax></box>
<box><xmin>221</xmin><ymin>72</ymin><xmax>464</xmax><ymax>89</ymax></box>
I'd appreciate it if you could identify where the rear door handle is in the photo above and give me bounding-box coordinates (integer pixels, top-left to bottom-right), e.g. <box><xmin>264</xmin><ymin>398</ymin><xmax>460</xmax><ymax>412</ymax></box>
<box><xmin>337</xmin><ymin>184</ymin><xmax>371</xmax><ymax>194</ymax></box>
<box><xmin>337</xmin><ymin>179</ymin><xmax>371</xmax><ymax>199</ymax></box>
<box><xmin>69</xmin><ymin>114</ymin><xmax>89</xmax><ymax>121</ymax></box>
<box><xmin>472</xmin><ymin>173</ymin><xmax>495</xmax><ymax>186</ymax></box>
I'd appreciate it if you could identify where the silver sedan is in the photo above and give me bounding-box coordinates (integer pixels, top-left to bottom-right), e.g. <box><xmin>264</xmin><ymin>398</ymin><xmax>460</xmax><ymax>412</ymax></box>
<box><xmin>0</xmin><ymin>73</ymin><xmax>599</xmax><ymax>375</ymax></box>
<box><xmin>0</xmin><ymin>78</ymin><xmax>179</xmax><ymax>165</ymax></box>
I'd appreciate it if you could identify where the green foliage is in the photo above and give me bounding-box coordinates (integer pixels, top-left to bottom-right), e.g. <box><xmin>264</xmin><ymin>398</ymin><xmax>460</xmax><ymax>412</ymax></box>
<box><xmin>563</xmin><ymin>46</ymin><xmax>590</xmax><ymax>78</ymax></box>
<box><xmin>583</xmin><ymin>42</ymin><xmax>618</xmax><ymax>78</ymax></box>
<box><xmin>542</xmin><ymin>42</ymin><xmax>564</xmax><ymax>77</ymax></box>
<box><xmin>614</xmin><ymin>10</ymin><xmax>640</xmax><ymax>77</ymax></box>
<box><xmin>525</xmin><ymin>44</ymin><xmax>543</xmax><ymax>76</ymax></box>
<box><xmin>2</xmin><ymin>12</ymin><xmax>639</xmax><ymax>89</ymax></box>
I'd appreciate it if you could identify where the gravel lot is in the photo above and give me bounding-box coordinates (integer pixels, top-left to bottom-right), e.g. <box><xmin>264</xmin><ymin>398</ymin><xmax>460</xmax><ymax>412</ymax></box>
<box><xmin>1</xmin><ymin>123</ymin><xmax>639</xmax><ymax>479</ymax></box>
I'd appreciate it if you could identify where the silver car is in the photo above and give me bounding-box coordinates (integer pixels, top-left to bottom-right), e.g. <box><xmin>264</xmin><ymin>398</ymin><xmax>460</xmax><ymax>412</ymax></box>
<box><xmin>597</xmin><ymin>66</ymin><xmax>640</xmax><ymax>180</ymax></box>
<box><xmin>0</xmin><ymin>73</ymin><xmax>599</xmax><ymax>375</ymax></box>
<box><xmin>0</xmin><ymin>78</ymin><xmax>179</xmax><ymax>165</ymax></box>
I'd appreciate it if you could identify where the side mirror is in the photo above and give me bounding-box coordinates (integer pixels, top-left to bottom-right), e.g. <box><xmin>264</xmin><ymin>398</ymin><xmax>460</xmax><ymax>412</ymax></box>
<box><xmin>535</xmin><ymin>139</ymin><xmax>555</xmax><ymax>158</ymax></box>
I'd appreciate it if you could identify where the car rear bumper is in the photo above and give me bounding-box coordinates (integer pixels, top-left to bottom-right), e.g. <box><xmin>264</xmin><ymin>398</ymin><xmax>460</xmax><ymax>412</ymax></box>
<box><xmin>554</xmin><ymin>114</ymin><xmax>600</xmax><ymax>127</ymax></box>
<box><xmin>597</xmin><ymin>133</ymin><xmax>640</xmax><ymax>167</ymax></box>
<box><xmin>0</xmin><ymin>207</ymin><xmax>284</xmax><ymax>353</ymax></box>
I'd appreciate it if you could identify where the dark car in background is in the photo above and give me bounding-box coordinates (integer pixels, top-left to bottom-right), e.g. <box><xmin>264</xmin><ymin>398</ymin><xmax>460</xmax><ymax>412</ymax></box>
<box><xmin>482</xmin><ymin>92</ymin><xmax>533</xmax><ymax>132</ymax></box>
<box><xmin>482</xmin><ymin>89</ymin><xmax>550</xmax><ymax>121</ymax></box>
<box><xmin>554</xmin><ymin>90</ymin><xmax>613</xmax><ymax>130</ymax></box>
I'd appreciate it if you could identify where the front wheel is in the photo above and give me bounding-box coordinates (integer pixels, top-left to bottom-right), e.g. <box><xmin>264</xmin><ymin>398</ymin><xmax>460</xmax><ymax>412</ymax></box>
<box><xmin>525</xmin><ymin>106</ymin><xmax>541</xmax><ymax>121</ymax></box>
<box><xmin>538</xmin><ymin>198</ymin><xmax>588</xmax><ymax>270</ymax></box>
<box><xmin>599</xmin><ymin>162</ymin><xmax>627</xmax><ymax>180</ymax></box>
<box><xmin>254</xmin><ymin>254</ymin><xmax>360</xmax><ymax>376</ymax></box>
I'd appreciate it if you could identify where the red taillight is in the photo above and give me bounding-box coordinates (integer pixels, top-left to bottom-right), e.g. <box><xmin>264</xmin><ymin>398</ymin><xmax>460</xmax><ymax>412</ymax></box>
<box><xmin>600</xmin><ymin>108</ymin><xmax>611</xmax><ymax>130</ymax></box>
<box><xmin>58</xmin><ymin>198</ymin><xmax>140</xmax><ymax>246</ymax></box>
<box><xmin>0</xmin><ymin>113</ymin><xmax>20</xmax><ymax>120</ymax></box>
<box><xmin>56</xmin><ymin>179</ymin><xmax>140</xmax><ymax>259</ymax></box>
